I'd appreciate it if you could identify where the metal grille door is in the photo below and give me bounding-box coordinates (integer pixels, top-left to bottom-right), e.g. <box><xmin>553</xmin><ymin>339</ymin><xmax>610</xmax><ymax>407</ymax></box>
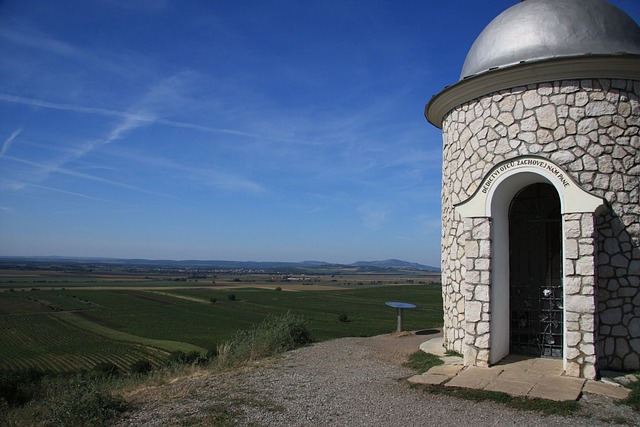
<box><xmin>509</xmin><ymin>183</ymin><xmax>563</xmax><ymax>358</ymax></box>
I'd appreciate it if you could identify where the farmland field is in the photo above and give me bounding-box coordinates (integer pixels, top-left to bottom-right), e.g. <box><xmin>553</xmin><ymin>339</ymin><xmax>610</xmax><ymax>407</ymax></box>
<box><xmin>0</xmin><ymin>268</ymin><xmax>442</xmax><ymax>372</ymax></box>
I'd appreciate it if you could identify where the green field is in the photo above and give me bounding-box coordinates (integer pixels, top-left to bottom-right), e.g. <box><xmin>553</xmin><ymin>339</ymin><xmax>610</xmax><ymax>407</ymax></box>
<box><xmin>0</xmin><ymin>284</ymin><xmax>443</xmax><ymax>372</ymax></box>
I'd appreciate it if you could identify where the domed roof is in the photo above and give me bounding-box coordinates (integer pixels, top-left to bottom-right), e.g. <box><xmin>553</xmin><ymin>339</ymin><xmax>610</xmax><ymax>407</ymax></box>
<box><xmin>461</xmin><ymin>0</ymin><xmax>640</xmax><ymax>79</ymax></box>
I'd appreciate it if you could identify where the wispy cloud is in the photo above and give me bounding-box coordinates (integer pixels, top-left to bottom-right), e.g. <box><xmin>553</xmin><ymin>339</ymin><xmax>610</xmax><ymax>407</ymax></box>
<box><xmin>26</xmin><ymin>183</ymin><xmax>117</xmax><ymax>203</ymax></box>
<box><xmin>1</xmin><ymin>27</ymin><xmax>89</xmax><ymax>62</ymax></box>
<box><xmin>2</xmin><ymin>155</ymin><xmax>173</xmax><ymax>198</ymax></box>
<box><xmin>358</xmin><ymin>203</ymin><xmax>390</xmax><ymax>230</ymax></box>
<box><xmin>112</xmin><ymin>149</ymin><xmax>266</xmax><ymax>194</ymax></box>
<box><xmin>0</xmin><ymin>73</ymin><xmax>270</xmax><ymax>196</ymax></box>
<box><xmin>1</xmin><ymin>128</ymin><xmax>22</xmax><ymax>156</ymax></box>
<box><xmin>0</xmin><ymin>92</ymin><xmax>295</xmax><ymax>142</ymax></box>
<box><xmin>0</xmin><ymin>26</ymin><xmax>156</xmax><ymax>81</ymax></box>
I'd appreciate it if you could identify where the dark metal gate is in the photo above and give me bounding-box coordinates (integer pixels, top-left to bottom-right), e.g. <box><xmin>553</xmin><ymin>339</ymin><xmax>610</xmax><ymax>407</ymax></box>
<box><xmin>509</xmin><ymin>183</ymin><xmax>563</xmax><ymax>358</ymax></box>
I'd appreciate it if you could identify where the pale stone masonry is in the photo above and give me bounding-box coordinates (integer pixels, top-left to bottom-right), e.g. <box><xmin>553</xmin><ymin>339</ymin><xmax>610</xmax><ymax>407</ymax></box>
<box><xmin>439</xmin><ymin>79</ymin><xmax>639</xmax><ymax>377</ymax></box>
<box><xmin>427</xmin><ymin>0</ymin><xmax>640</xmax><ymax>379</ymax></box>
<box><xmin>462</xmin><ymin>217</ymin><xmax>491</xmax><ymax>367</ymax></box>
<box><xmin>563</xmin><ymin>212</ymin><xmax>598</xmax><ymax>379</ymax></box>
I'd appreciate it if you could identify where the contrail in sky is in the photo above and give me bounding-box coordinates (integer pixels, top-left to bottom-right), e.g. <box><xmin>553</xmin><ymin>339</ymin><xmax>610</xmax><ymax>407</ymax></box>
<box><xmin>0</xmin><ymin>93</ymin><xmax>263</xmax><ymax>139</ymax></box>
<box><xmin>1</xmin><ymin>127</ymin><xmax>22</xmax><ymax>156</ymax></box>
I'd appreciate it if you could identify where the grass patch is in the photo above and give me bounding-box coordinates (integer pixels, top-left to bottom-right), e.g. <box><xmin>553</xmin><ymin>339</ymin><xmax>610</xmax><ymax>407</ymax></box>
<box><xmin>217</xmin><ymin>312</ymin><xmax>311</xmax><ymax>366</ymax></box>
<box><xmin>414</xmin><ymin>383</ymin><xmax>580</xmax><ymax>416</ymax></box>
<box><xmin>403</xmin><ymin>351</ymin><xmax>443</xmax><ymax>372</ymax></box>
<box><xmin>623</xmin><ymin>373</ymin><xmax>640</xmax><ymax>412</ymax></box>
<box><xmin>444</xmin><ymin>349</ymin><xmax>463</xmax><ymax>357</ymax></box>
<box><xmin>0</xmin><ymin>372</ymin><xmax>128</xmax><ymax>427</ymax></box>
<box><xmin>507</xmin><ymin>395</ymin><xmax>580</xmax><ymax>415</ymax></box>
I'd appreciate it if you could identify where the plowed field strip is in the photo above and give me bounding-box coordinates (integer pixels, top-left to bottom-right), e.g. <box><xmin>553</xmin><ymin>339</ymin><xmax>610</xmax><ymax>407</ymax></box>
<box><xmin>53</xmin><ymin>312</ymin><xmax>206</xmax><ymax>354</ymax></box>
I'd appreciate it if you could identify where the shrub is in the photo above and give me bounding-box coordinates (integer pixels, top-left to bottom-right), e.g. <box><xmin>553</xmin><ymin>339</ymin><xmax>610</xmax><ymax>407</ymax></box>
<box><xmin>166</xmin><ymin>350</ymin><xmax>202</xmax><ymax>366</ymax></box>
<box><xmin>0</xmin><ymin>368</ymin><xmax>44</xmax><ymax>407</ymax></box>
<box><xmin>338</xmin><ymin>311</ymin><xmax>349</xmax><ymax>323</ymax></box>
<box><xmin>130</xmin><ymin>359</ymin><xmax>153</xmax><ymax>374</ymax></box>
<box><xmin>37</xmin><ymin>374</ymin><xmax>128</xmax><ymax>426</ymax></box>
<box><xmin>624</xmin><ymin>374</ymin><xmax>640</xmax><ymax>412</ymax></box>
<box><xmin>92</xmin><ymin>362</ymin><xmax>120</xmax><ymax>377</ymax></box>
<box><xmin>205</xmin><ymin>348</ymin><xmax>219</xmax><ymax>360</ymax></box>
<box><xmin>219</xmin><ymin>313</ymin><xmax>311</xmax><ymax>366</ymax></box>
<box><xmin>210</xmin><ymin>297</ymin><xmax>217</xmax><ymax>303</ymax></box>
<box><xmin>227</xmin><ymin>293</ymin><xmax>237</xmax><ymax>301</ymax></box>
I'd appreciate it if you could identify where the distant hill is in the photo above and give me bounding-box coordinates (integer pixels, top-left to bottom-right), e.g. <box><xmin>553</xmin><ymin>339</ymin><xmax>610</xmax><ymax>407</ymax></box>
<box><xmin>0</xmin><ymin>256</ymin><xmax>440</xmax><ymax>273</ymax></box>
<box><xmin>349</xmin><ymin>259</ymin><xmax>439</xmax><ymax>272</ymax></box>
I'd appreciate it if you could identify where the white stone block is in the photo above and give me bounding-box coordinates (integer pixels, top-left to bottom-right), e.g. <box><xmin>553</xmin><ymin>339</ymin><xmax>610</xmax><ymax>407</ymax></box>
<box><xmin>582</xmin><ymin>364</ymin><xmax>597</xmax><ymax>380</ymax></box>
<box><xmin>521</xmin><ymin>115</ymin><xmax>538</xmax><ymax>131</ymax></box>
<box><xmin>576</xmin><ymin>257</ymin><xmax>594</xmax><ymax>276</ymax></box>
<box><xmin>466</xmin><ymin>301</ymin><xmax>482</xmax><ymax>322</ymax></box>
<box><xmin>564</xmin><ymin>220</ymin><xmax>581</xmax><ymax>238</ymax></box>
<box><xmin>567</xmin><ymin>295</ymin><xmax>595</xmax><ymax>314</ymax></box>
<box><xmin>577</xmin><ymin>118</ymin><xmax>598</xmax><ymax>134</ymax></box>
<box><xmin>465</xmin><ymin>240</ymin><xmax>479</xmax><ymax>258</ymax></box>
<box><xmin>474</xmin><ymin>285</ymin><xmax>490</xmax><ymax>302</ymax></box>
<box><xmin>475</xmin><ymin>333</ymin><xmax>490</xmax><ymax>348</ymax></box>
<box><xmin>523</xmin><ymin>91</ymin><xmax>542</xmax><ymax>108</ymax></box>
<box><xmin>586</xmin><ymin>101</ymin><xmax>617</xmax><ymax>116</ymax></box>
<box><xmin>477</xmin><ymin>321</ymin><xmax>490</xmax><ymax>335</ymax></box>
<box><xmin>475</xmin><ymin>258</ymin><xmax>490</xmax><ymax>271</ymax></box>
<box><xmin>566</xmin><ymin>331</ymin><xmax>582</xmax><ymax>346</ymax></box>
<box><xmin>566</xmin><ymin>346</ymin><xmax>581</xmax><ymax>360</ymax></box>
<box><xmin>565</xmin><ymin>276</ymin><xmax>581</xmax><ymax>294</ymax></box>
<box><xmin>565</xmin><ymin>238</ymin><xmax>579</xmax><ymax>259</ymax></box>
<box><xmin>575</xmin><ymin>91</ymin><xmax>589</xmax><ymax>107</ymax></box>
<box><xmin>579</xmin><ymin>314</ymin><xmax>595</xmax><ymax>331</ymax></box>
<box><xmin>580</xmin><ymin>343</ymin><xmax>595</xmax><ymax>356</ymax></box>
<box><xmin>536</xmin><ymin>104</ymin><xmax>558</xmax><ymax>129</ymax></box>
<box><xmin>550</xmin><ymin>150</ymin><xmax>575</xmax><ymax>164</ymax></box>
<box><xmin>536</xmin><ymin>129</ymin><xmax>553</xmax><ymax>144</ymax></box>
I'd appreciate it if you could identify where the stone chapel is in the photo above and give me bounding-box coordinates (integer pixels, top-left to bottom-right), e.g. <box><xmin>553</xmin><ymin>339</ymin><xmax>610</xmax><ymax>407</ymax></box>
<box><xmin>425</xmin><ymin>0</ymin><xmax>640</xmax><ymax>379</ymax></box>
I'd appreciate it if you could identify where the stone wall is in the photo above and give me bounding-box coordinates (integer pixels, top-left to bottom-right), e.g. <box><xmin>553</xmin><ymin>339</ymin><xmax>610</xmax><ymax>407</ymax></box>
<box><xmin>564</xmin><ymin>212</ymin><xmax>598</xmax><ymax>379</ymax></box>
<box><xmin>462</xmin><ymin>217</ymin><xmax>492</xmax><ymax>367</ymax></box>
<box><xmin>440</xmin><ymin>78</ymin><xmax>640</xmax><ymax>372</ymax></box>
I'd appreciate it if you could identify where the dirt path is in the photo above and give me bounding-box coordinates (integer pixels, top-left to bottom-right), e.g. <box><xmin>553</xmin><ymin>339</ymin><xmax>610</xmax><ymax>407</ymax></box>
<box><xmin>119</xmin><ymin>332</ymin><xmax>638</xmax><ymax>426</ymax></box>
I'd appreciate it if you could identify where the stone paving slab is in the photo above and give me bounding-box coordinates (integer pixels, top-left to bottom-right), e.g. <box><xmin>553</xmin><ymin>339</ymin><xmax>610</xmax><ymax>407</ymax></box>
<box><xmin>441</xmin><ymin>355</ymin><xmax>464</xmax><ymax>365</ymax></box>
<box><xmin>583</xmin><ymin>380</ymin><xmax>631</xmax><ymax>400</ymax></box>
<box><xmin>408</xmin><ymin>363</ymin><xmax>463</xmax><ymax>385</ymax></box>
<box><xmin>428</xmin><ymin>364</ymin><xmax>464</xmax><ymax>376</ymax></box>
<box><xmin>408</xmin><ymin>373</ymin><xmax>452</xmax><ymax>385</ymax></box>
<box><xmin>484</xmin><ymin>377</ymin><xmax>534</xmax><ymax>397</ymax></box>
<box><xmin>528</xmin><ymin>358</ymin><xmax>564</xmax><ymax>375</ymax></box>
<box><xmin>528</xmin><ymin>375</ymin><xmax>585</xmax><ymax>401</ymax></box>
<box><xmin>419</xmin><ymin>337</ymin><xmax>446</xmax><ymax>357</ymax></box>
<box><xmin>445</xmin><ymin>366</ymin><xmax>504</xmax><ymax>389</ymax></box>
<box><xmin>497</xmin><ymin>369</ymin><xmax>543</xmax><ymax>383</ymax></box>
<box><xmin>417</xmin><ymin>337</ymin><xmax>632</xmax><ymax>402</ymax></box>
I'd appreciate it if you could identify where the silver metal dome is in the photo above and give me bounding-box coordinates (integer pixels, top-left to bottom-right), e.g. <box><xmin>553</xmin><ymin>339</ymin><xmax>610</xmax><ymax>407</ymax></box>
<box><xmin>461</xmin><ymin>0</ymin><xmax>640</xmax><ymax>79</ymax></box>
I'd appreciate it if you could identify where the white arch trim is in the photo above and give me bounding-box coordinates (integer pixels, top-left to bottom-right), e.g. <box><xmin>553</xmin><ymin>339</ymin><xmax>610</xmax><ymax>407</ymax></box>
<box><xmin>454</xmin><ymin>156</ymin><xmax>604</xmax><ymax>367</ymax></box>
<box><xmin>455</xmin><ymin>156</ymin><xmax>604</xmax><ymax>218</ymax></box>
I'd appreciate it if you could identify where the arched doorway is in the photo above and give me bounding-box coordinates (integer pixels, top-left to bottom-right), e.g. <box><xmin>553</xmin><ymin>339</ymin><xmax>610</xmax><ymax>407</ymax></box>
<box><xmin>509</xmin><ymin>183</ymin><xmax>563</xmax><ymax>358</ymax></box>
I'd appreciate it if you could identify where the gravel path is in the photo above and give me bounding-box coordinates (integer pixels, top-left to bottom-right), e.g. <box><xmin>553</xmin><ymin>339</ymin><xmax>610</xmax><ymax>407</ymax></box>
<box><xmin>119</xmin><ymin>333</ymin><xmax>638</xmax><ymax>426</ymax></box>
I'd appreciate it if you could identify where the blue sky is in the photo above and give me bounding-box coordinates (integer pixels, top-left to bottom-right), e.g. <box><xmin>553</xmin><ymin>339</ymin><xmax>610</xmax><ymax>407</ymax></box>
<box><xmin>1</xmin><ymin>1</ymin><xmax>639</xmax><ymax>266</ymax></box>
